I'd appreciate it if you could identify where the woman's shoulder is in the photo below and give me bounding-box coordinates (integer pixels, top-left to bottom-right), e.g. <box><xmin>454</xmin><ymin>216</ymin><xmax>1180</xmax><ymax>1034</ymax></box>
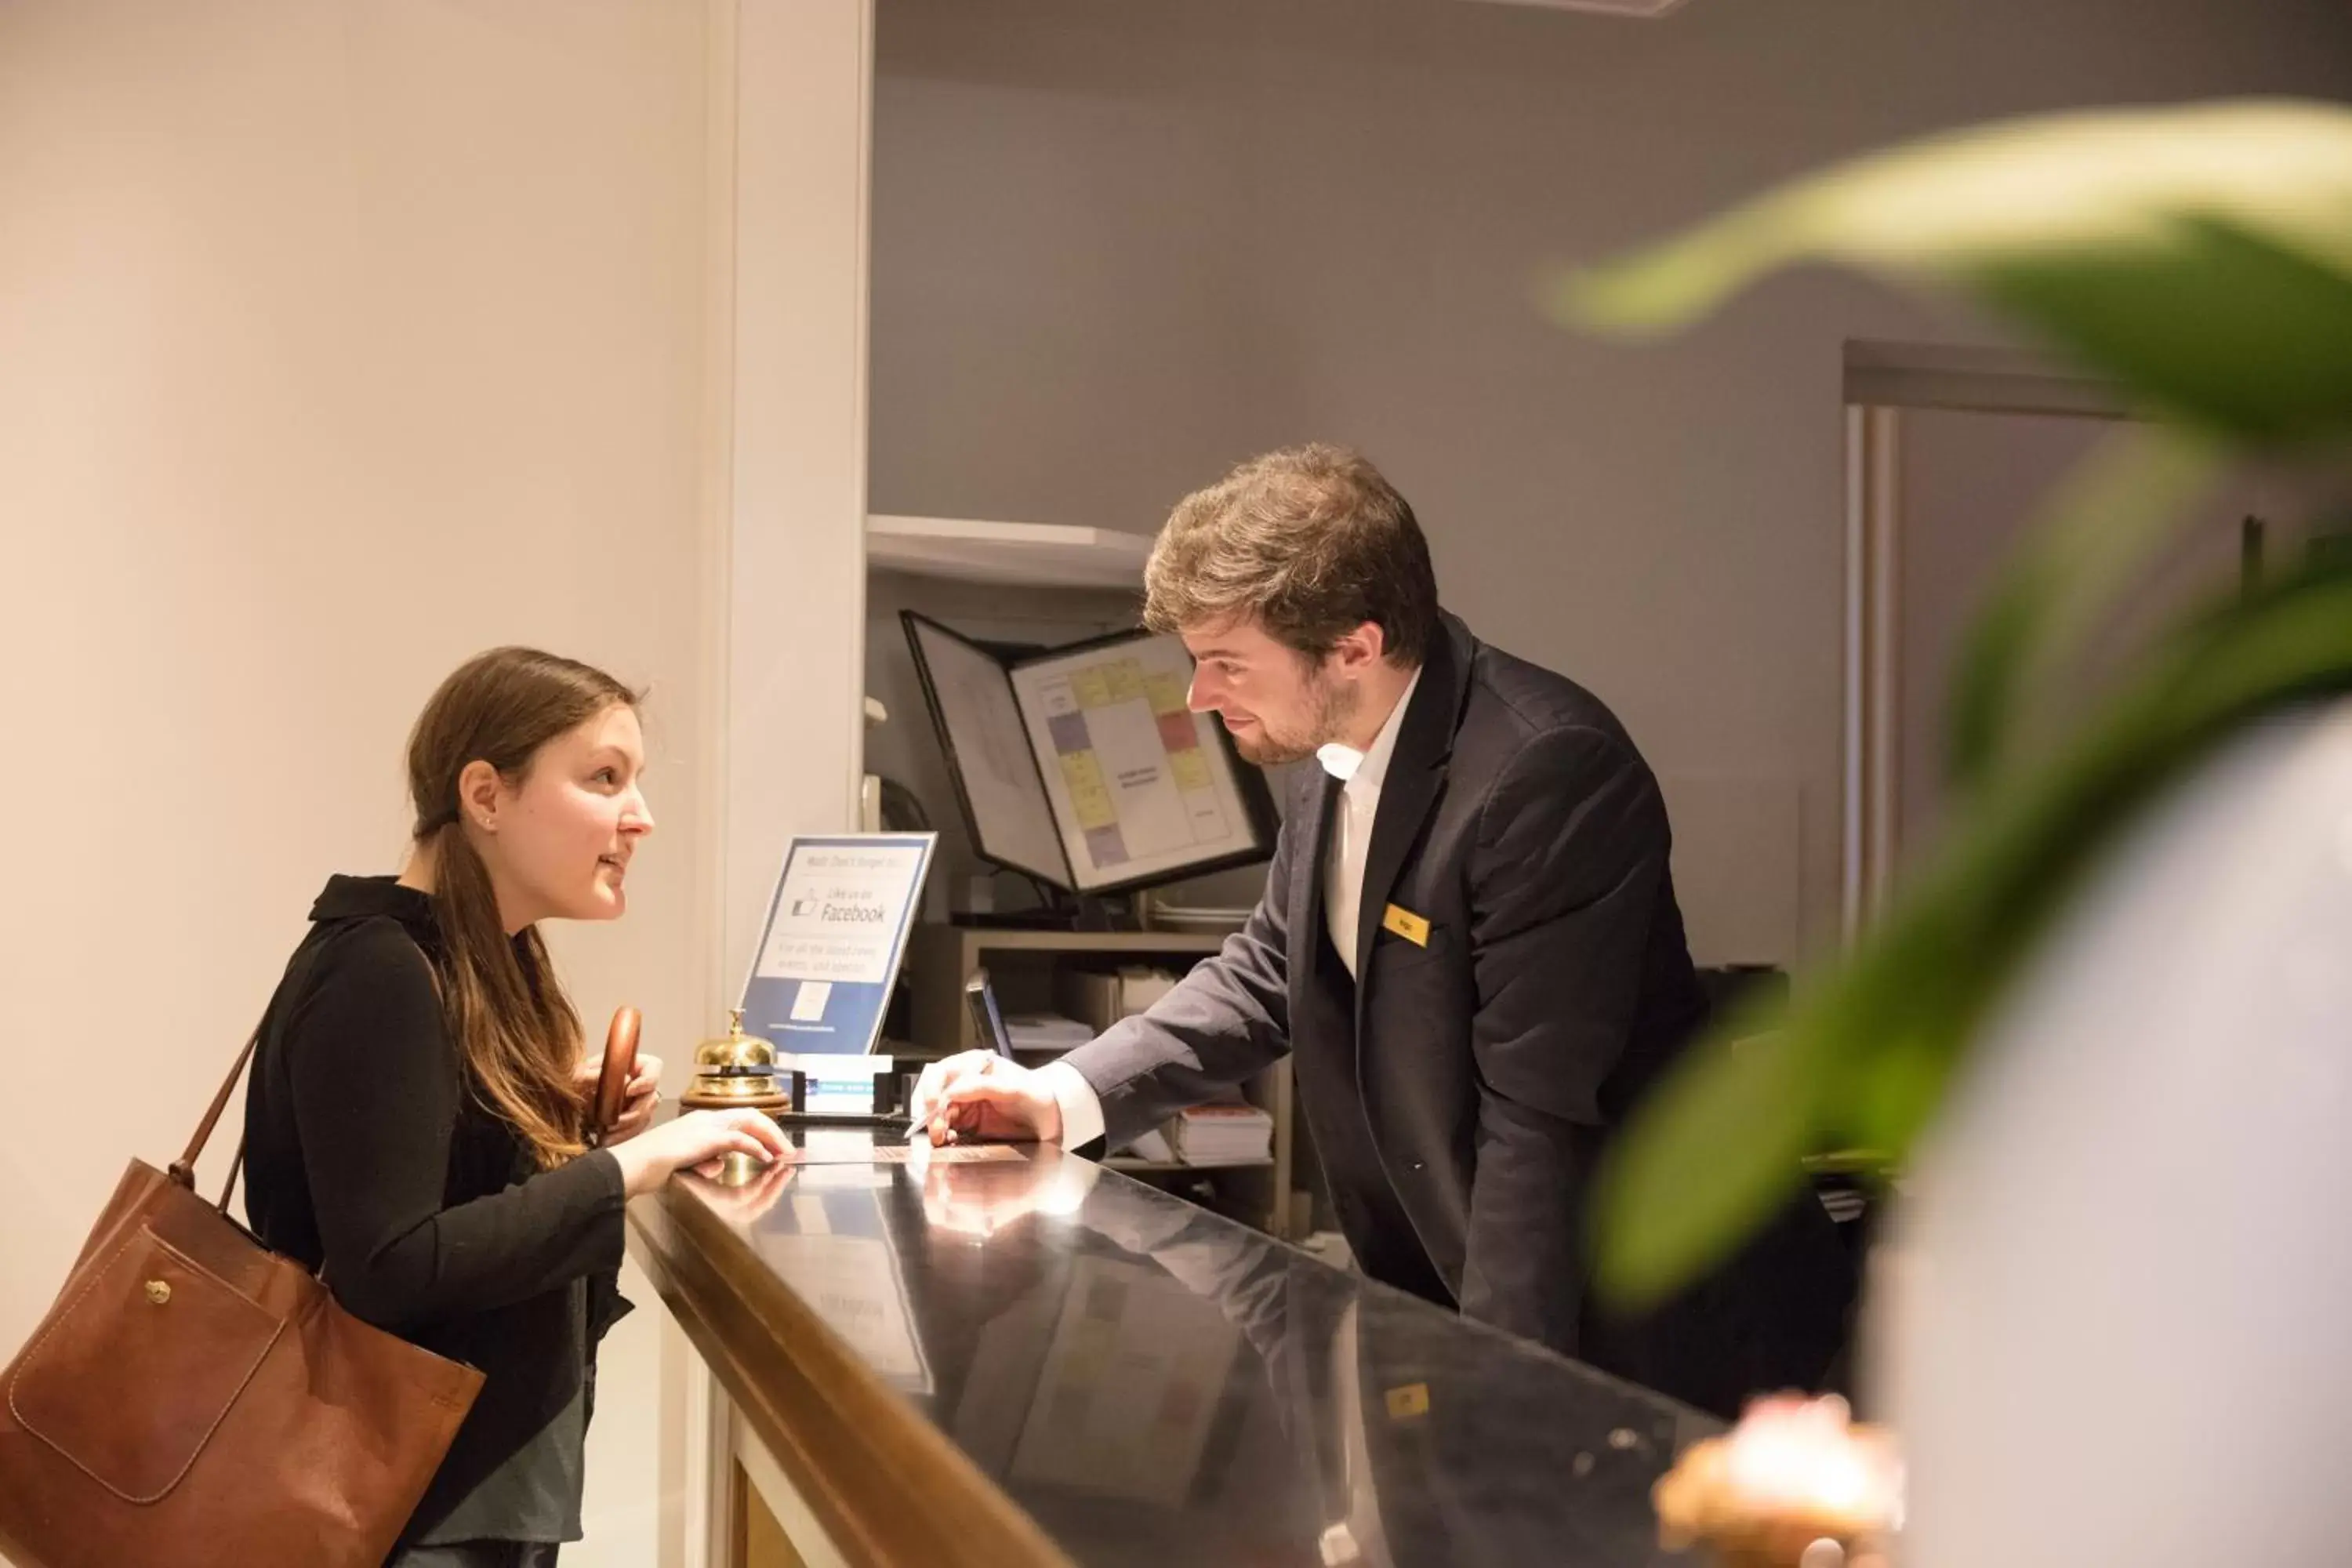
<box><xmin>308</xmin><ymin>912</ymin><xmax>437</xmax><ymax>983</ymax></box>
<box><xmin>278</xmin><ymin>912</ymin><xmax>445</xmax><ymax>1044</ymax></box>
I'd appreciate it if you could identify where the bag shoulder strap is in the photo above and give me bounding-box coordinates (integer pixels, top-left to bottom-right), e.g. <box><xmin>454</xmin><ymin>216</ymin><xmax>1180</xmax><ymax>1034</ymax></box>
<box><xmin>217</xmin><ymin>1132</ymin><xmax>247</xmax><ymax>1214</ymax></box>
<box><xmin>169</xmin><ymin>1030</ymin><xmax>263</xmax><ymax>1192</ymax></box>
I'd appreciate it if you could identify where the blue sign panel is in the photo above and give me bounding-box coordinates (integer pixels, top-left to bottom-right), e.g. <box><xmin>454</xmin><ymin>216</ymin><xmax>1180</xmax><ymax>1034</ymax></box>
<box><xmin>740</xmin><ymin>833</ymin><xmax>935</xmax><ymax>1057</ymax></box>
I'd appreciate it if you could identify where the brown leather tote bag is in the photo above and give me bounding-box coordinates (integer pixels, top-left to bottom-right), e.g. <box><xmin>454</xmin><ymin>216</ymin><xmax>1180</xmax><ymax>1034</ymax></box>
<box><xmin>0</xmin><ymin>1035</ymin><xmax>483</xmax><ymax>1567</ymax></box>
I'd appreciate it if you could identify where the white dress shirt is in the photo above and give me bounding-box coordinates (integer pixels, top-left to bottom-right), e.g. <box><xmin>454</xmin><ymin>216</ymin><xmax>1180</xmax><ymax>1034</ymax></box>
<box><xmin>1040</xmin><ymin>668</ymin><xmax>1424</xmax><ymax>1149</ymax></box>
<box><xmin>1316</xmin><ymin>666</ymin><xmax>1421</xmax><ymax>981</ymax></box>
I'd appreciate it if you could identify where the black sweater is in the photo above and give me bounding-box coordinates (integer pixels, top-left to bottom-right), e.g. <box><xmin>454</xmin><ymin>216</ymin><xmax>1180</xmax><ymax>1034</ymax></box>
<box><xmin>241</xmin><ymin>875</ymin><xmax>629</xmax><ymax>1548</ymax></box>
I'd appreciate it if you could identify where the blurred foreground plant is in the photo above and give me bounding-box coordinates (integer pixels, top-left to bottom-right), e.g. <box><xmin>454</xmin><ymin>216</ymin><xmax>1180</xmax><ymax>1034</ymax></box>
<box><xmin>1550</xmin><ymin>100</ymin><xmax>2352</xmax><ymax>1307</ymax></box>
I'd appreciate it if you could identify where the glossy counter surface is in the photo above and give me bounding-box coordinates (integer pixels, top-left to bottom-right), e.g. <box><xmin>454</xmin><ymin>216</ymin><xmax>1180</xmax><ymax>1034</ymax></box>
<box><xmin>628</xmin><ymin>1126</ymin><xmax>1715</xmax><ymax>1568</ymax></box>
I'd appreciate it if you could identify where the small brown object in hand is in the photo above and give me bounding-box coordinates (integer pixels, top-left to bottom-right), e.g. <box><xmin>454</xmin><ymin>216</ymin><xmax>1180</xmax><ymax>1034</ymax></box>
<box><xmin>593</xmin><ymin>1005</ymin><xmax>642</xmax><ymax>1139</ymax></box>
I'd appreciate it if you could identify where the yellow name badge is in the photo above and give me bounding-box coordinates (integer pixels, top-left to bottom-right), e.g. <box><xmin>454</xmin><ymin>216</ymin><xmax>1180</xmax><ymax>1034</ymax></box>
<box><xmin>1381</xmin><ymin>904</ymin><xmax>1430</xmax><ymax>947</ymax></box>
<box><xmin>1385</xmin><ymin>1382</ymin><xmax>1431</xmax><ymax>1421</ymax></box>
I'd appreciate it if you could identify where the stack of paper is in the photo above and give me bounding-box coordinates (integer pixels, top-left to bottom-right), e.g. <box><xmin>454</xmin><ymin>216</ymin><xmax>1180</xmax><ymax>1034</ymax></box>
<box><xmin>1004</xmin><ymin>1012</ymin><xmax>1094</xmax><ymax>1051</ymax></box>
<box><xmin>1121</xmin><ymin>1125</ymin><xmax>1178</xmax><ymax>1163</ymax></box>
<box><xmin>1166</xmin><ymin>1102</ymin><xmax>1273</xmax><ymax>1165</ymax></box>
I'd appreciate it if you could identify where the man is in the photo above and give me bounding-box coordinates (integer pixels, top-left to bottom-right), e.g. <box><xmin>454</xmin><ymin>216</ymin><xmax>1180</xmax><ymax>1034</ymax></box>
<box><xmin>912</xmin><ymin>444</ymin><xmax>1849</xmax><ymax>1413</ymax></box>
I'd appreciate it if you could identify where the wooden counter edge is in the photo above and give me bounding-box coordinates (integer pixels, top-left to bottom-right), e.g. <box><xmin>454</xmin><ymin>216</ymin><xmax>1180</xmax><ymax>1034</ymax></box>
<box><xmin>626</xmin><ymin>1181</ymin><xmax>1076</xmax><ymax>1568</ymax></box>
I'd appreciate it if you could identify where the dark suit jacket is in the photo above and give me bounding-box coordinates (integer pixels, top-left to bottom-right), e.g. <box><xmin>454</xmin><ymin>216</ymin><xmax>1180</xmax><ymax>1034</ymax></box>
<box><xmin>1065</xmin><ymin>611</ymin><xmax>1851</xmax><ymax>1414</ymax></box>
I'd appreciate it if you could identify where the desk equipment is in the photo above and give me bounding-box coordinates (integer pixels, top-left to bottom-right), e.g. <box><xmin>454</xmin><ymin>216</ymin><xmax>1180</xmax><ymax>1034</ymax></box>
<box><xmin>681</xmin><ymin>1008</ymin><xmax>790</xmax><ymax>1112</ymax></box>
<box><xmin>962</xmin><ymin>967</ymin><xmax>1021</xmax><ymax>1062</ymax></box>
<box><xmin>902</xmin><ymin>613</ymin><xmax>1276</xmax><ymax>911</ymax></box>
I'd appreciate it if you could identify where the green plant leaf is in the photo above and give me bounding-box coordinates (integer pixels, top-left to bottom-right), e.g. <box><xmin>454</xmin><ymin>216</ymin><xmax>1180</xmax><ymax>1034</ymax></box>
<box><xmin>1550</xmin><ymin>100</ymin><xmax>2352</xmax><ymax>446</ymax></box>
<box><xmin>1945</xmin><ymin>424</ymin><xmax>2224</xmax><ymax>789</ymax></box>
<box><xmin>1836</xmin><ymin>561</ymin><xmax>2352</xmax><ymax>1138</ymax></box>
<box><xmin>1590</xmin><ymin>1010</ymin><xmax>1817</xmax><ymax>1309</ymax></box>
<box><xmin>1563</xmin><ymin>92</ymin><xmax>2352</xmax><ymax>1308</ymax></box>
<box><xmin>1595</xmin><ymin>558</ymin><xmax>2352</xmax><ymax>1304</ymax></box>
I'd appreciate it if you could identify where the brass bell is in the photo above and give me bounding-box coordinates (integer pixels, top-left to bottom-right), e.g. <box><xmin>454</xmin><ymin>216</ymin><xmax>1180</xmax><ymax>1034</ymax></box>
<box><xmin>680</xmin><ymin>1007</ymin><xmax>789</xmax><ymax>1112</ymax></box>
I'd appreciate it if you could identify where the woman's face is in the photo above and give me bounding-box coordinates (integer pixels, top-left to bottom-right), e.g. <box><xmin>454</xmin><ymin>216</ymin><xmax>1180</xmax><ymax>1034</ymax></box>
<box><xmin>479</xmin><ymin>703</ymin><xmax>655</xmax><ymax>929</ymax></box>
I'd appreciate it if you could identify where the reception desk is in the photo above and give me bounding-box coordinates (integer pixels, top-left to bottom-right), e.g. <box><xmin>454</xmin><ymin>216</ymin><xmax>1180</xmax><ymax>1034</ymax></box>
<box><xmin>627</xmin><ymin>1127</ymin><xmax>1715</xmax><ymax>1567</ymax></box>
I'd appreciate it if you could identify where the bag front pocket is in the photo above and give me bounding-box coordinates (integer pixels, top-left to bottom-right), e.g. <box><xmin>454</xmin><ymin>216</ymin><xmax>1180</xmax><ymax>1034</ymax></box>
<box><xmin>8</xmin><ymin>1224</ymin><xmax>284</xmax><ymax>1503</ymax></box>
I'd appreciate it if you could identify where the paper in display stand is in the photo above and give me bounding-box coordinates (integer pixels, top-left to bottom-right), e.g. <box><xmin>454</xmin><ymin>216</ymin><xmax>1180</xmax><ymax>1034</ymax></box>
<box><xmin>740</xmin><ymin>832</ymin><xmax>935</xmax><ymax>1058</ymax></box>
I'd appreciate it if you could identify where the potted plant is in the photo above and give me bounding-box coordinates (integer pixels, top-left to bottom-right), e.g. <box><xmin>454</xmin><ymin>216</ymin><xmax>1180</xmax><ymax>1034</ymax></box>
<box><xmin>1555</xmin><ymin>100</ymin><xmax>2352</xmax><ymax>1566</ymax></box>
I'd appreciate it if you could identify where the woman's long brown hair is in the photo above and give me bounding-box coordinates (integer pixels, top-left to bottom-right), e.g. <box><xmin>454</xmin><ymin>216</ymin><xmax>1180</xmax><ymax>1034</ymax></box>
<box><xmin>405</xmin><ymin>647</ymin><xmax>638</xmax><ymax>1169</ymax></box>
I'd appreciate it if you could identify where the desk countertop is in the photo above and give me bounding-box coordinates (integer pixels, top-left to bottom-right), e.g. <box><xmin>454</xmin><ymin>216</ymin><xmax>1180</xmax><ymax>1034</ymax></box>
<box><xmin>628</xmin><ymin>1125</ymin><xmax>1711</xmax><ymax>1568</ymax></box>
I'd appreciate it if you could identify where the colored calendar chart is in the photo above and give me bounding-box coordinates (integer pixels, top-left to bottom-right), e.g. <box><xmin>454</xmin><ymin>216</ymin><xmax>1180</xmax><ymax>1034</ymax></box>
<box><xmin>1030</xmin><ymin>650</ymin><xmax>1237</xmax><ymax>873</ymax></box>
<box><xmin>903</xmin><ymin>610</ymin><xmax>1274</xmax><ymax>897</ymax></box>
<box><xmin>1058</xmin><ymin>746</ymin><xmax>1116</xmax><ymax>829</ymax></box>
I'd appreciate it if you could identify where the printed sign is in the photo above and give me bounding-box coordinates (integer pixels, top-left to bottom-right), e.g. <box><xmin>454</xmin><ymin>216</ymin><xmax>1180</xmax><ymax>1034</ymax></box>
<box><xmin>741</xmin><ymin>833</ymin><xmax>934</xmax><ymax>1056</ymax></box>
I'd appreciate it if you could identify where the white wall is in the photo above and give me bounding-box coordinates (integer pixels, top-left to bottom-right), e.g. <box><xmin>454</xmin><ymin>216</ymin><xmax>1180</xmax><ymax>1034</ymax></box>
<box><xmin>1</xmin><ymin>4</ymin><xmax>718</xmax><ymax>1562</ymax></box>
<box><xmin>719</xmin><ymin>0</ymin><xmax>876</xmax><ymax>989</ymax></box>
<box><xmin>867</xmin><ymin>0</ymin><xmax>2352</xmax><ymax>960</ymax></box>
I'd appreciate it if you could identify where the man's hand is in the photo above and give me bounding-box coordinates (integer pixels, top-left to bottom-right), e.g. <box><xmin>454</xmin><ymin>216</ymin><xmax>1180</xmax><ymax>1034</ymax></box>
<box><xmin>907</xmin><ymin>1051</ymin><xmax>1063</xmax><ymax>1146</ymax></box>
<box><xmin>913</xmin><ymin>1142</ymin><xmax>1102</xmax><ymax>1239</ymax></box>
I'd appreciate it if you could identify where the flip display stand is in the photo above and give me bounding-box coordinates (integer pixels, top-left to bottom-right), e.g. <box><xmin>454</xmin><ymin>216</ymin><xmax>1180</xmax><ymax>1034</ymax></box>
<box><xmin>899</xmin><ymin>612</ymin><xmax>1278</xmax><ymax>921</ymax></box>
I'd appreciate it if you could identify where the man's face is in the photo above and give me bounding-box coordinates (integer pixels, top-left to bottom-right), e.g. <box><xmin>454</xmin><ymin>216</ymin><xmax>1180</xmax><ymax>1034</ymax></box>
<box><xmin>1181</xmin><ymin>616</ymin><xmax>1356</xmax><ymax>766</ymax></box>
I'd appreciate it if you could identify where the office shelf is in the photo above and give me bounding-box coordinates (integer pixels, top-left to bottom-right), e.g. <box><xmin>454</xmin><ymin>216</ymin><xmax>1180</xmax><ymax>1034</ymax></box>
<box><xmin>866</xmin><ymin>514</ymin><xmax>1153</xmax><ymax>590</ymax></box>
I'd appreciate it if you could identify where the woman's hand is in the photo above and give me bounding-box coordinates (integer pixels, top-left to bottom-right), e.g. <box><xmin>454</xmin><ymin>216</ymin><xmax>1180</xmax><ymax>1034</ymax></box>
<box><xmin>608</xmin><ymin>1054</ymin><xmax>662</xmax><ymax>1144</ymax></box>
<box><xmin>609</xmin><ymin>1108</ymin><xmax>791</xmax><ymax>1199</ymax></box>
<box><xmin>574</xmin><ymin>1052</ymin><xmax>664</xmax><ymax>1145</ymax></box>
<box><xmin>693</xmin><ymin>1152</ymin><xmax>798</xmax><ymax>1229</ymax></box>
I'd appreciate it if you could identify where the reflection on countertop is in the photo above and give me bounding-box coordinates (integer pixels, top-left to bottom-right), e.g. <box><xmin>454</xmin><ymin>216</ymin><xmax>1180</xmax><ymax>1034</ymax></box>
<box><xmin>644</xmin><ymin>1126</ymin><xmax>1716</xmax><ymax>1568</ymax></box>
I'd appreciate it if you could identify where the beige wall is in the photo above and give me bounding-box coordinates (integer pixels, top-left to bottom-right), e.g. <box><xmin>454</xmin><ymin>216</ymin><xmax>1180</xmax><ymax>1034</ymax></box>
<box><xmin>867</xmin><ymin>0</ymin><xmax>2352</xmax><ymax>960</ymax></box>
<box><xmin>1</xmin><ymin>4</ymin><xmax>718</xmax><ymax>1562</ymax></box>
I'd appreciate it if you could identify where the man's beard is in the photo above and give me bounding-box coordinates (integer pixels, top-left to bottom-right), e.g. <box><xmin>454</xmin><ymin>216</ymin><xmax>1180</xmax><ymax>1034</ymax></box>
<box><xmin>1229</xmin><ymin>671</ymin><xmax>1357</xmax><ymax>767</ymax></box>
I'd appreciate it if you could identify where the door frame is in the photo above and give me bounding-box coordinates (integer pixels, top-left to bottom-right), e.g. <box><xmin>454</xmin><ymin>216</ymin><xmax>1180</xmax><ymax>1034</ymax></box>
<box><xmin>1838</xmin><ymin>341</ymin><xmax>2128</xmax><ymax>938</ymax></box>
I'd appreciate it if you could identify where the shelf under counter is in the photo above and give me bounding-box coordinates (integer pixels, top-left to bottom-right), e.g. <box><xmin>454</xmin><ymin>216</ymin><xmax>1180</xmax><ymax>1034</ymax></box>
<box><xmin>628</xmin><ymin>1125</ymin><xmax>1715</xmax><ymax>1568</ymax></box>
<box><xmin>1101</xmin><ymin>1154</ymin><xmax>1273</xmax><ymax>1174</ymax></box>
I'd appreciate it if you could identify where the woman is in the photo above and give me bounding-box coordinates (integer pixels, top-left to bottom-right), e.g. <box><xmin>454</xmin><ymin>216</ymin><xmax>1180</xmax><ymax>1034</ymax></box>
<box><xmin>241</xmin><ymin>647</ymin><xmax>789</xmax><ymax>1566</ymax></box>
